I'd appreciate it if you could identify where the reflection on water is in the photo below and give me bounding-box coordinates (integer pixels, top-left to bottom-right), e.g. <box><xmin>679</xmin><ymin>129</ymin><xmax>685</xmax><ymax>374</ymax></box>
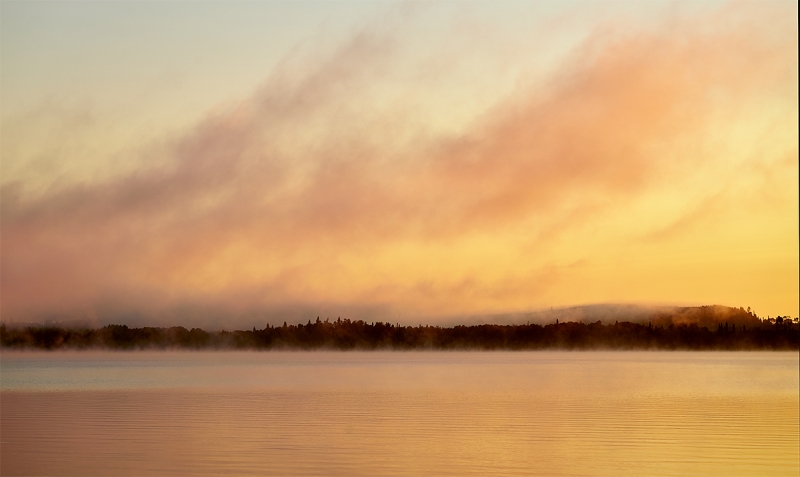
<box><xmin>1</xmin><ymin>352</ymin><xmax>798</xmax><ymax>476</ymax></box>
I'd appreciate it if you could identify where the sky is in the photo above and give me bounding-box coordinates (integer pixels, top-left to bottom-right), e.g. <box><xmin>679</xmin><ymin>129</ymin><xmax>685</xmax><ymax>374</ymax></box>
<box><xmin>1</xmin><ymin>0</ymin><xmax>797</xmax><ymax>328</ymax></box>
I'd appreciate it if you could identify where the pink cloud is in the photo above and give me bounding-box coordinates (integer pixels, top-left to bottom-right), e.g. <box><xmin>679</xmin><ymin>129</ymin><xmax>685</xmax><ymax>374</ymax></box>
<box><xmin>2</xmin><ymin>2</ymin><xmax>796</xmax><ymax>326</ymax></box>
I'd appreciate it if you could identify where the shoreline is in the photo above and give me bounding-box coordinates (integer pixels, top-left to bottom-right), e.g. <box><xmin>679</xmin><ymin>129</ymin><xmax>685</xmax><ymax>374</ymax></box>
<box><xmin>3</xmin><ymin>321</ymin><xmax>798</xmax><ymax>351</ymax></box>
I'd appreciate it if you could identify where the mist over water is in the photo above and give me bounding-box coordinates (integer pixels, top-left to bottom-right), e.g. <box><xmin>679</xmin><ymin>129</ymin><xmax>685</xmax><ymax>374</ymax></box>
<box><xmin>1</xmin><ymin>351</ymin><xmax>798</xmax><ymax>476</ymax></box>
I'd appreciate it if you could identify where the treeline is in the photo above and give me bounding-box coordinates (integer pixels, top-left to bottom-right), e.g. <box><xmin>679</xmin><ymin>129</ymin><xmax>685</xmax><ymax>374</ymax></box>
<box><xmin>1</xmin><ymin>318</ymin><xmax>798</xmax><ymax>350</ymax></box>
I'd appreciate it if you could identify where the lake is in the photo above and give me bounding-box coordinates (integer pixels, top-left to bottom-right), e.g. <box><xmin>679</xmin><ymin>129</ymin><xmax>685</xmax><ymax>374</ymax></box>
<box><xmin>1</xmin><ymin>351</ymin><xmax>797</xmax><ymax>476</ymax></box>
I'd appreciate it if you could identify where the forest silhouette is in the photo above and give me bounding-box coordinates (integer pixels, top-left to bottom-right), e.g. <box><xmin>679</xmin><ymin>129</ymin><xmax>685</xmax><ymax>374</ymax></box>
<box><xmin>2</xmin><ymin>306</ymin><xmax>797</xmax><ymax>350</ymax></box>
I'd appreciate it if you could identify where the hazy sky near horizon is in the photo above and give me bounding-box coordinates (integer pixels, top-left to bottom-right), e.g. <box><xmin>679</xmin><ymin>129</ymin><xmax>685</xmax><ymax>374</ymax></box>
<box><xmin>1</xmin><ymin>0</ymin><xmax>797</xmax><ymax>328</ymax></box>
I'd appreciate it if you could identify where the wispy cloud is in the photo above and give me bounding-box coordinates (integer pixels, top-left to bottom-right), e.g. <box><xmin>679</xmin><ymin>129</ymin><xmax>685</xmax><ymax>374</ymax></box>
<box><xmin>2</xmin><ymin>2</ymin><xmax>796</xmax><ymax>327</ymax></box>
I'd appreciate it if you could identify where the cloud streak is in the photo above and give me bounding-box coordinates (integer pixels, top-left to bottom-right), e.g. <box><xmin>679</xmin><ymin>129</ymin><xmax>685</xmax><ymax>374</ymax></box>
<box><xmin>2</xmin><ymin>2</ymin><xmax>797</xmax><ymax>327</ymax></box>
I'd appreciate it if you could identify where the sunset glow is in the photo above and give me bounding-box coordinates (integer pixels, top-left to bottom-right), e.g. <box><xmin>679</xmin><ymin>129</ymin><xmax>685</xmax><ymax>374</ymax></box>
<box><xmin>1</xmin><ymin>1</ymin><xmax>797</xmax><ymax>328</ymax></box>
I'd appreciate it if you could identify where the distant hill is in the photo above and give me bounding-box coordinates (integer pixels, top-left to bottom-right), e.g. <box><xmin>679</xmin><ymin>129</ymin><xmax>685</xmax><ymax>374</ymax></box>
<box><xmin>449</xmin><ymin>304</ymin><xmax>777</xmax><ymax>329</ymax></box>
<box><xmin>1</xmin><ymin>304</ymin><xmax>793</xmax><ymax>333</ymax></box>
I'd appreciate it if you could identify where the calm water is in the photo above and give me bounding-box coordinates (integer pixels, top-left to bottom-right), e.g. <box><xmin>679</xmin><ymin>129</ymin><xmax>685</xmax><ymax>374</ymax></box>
<box><xmin>1</xmin><ymin>351</ymin><xmax>797</xmax><ymax>476</ymax></box>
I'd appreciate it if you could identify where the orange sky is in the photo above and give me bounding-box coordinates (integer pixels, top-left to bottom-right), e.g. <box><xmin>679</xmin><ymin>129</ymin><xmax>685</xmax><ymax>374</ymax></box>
<box><xmin>1</xmin><ymin>1</ymin><xmax>797</xmax><ymax>328</ymax></box>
